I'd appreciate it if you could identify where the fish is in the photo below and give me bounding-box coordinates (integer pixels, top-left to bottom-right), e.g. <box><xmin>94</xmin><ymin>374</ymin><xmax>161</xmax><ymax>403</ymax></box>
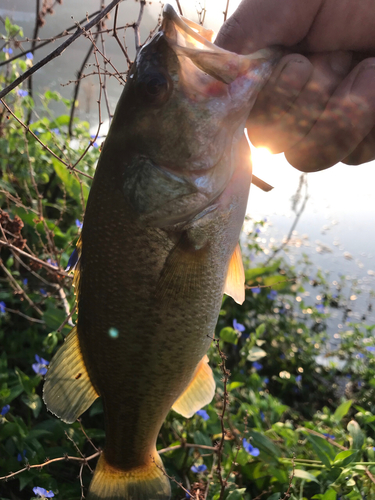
<box><xmin>43</xmin><ymin>5</ymin><xmax>278</xmax><ymax>500</ymax></box>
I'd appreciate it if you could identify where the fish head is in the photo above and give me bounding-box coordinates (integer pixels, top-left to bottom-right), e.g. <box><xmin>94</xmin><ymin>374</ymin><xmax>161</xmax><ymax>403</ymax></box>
<box><xmin>109</xmin><ymin>5</ymin><xmax>279</xmax><ymax>226</ymax></box>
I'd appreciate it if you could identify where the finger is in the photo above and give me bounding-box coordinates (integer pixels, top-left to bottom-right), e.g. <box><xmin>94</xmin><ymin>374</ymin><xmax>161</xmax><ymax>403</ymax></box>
<box><xmin>342</xmin><ymin>126</ymin><xmax>375</xmax><ymax>165</ymax></box>
<box><xmin>246</xmin><ymin>54</ymin><xmax>313</xmax><ymax>151</ymax></box>
<box><xmin>248</xmin><ymin>51</ymin><xmax>353</xmax><ymax>153</ymax></box>
<box><xmin>285</xmin><ymin>59</ymin><xmax>375</xmax><ymax>171</ymax></box>
<box><xmin>215</xmin><ymin>0</ymin><xmax>323</xmax><ymax>53</ymax></box>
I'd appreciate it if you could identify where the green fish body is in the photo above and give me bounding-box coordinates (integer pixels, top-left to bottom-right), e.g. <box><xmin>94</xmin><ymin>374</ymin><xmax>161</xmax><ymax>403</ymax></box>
<box><xmin>43</xmin><ymin>5</ymin><xmax>277</xmax><ymax>499</ymax></box>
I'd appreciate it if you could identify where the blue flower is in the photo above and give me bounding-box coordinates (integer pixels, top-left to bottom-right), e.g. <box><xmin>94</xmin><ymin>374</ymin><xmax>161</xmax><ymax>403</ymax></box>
<box><xmin>196</xmin><ymin>409</ymin><xmax>209</xmax><ymax>421</ymax></box>
<box><xmin>296</xmin><ymin>375</ymin><xmax>302</xmax><ymax>383</ymax></box>
<box><xmin>280</xmin><ymin>354</ymin><xmax>285</xmax><ymax>360</ymax></box>
<box><xmin>1</xmin><ymin>404</ymin><xmax>10</xmax><ymax>416</ymax></box>
<box><xmin>316</xmin><ymin>304</ymin><xmax>325</xmax><ymax>313</ymax></box>
<box><xmin>51</xmin><ymin>127</ymin><xmax>60</xmax><ymax>135</ymax></box>
<box><xmin>233</xmin><ymin>319</ymin><xmax>245</xmax><ymax>332</ymax></box>
<box><xmin>263</xmin><ymin>377</ymin><xmax>269</xmax><ymax>384</ymax></box>
<box><xmin>65</xmin><ymin>248</ymin><xmax>79</xmax><ymax>271</ymax></box>
<box><xmin>32</xmin><ymin>355</ymin><xmax>49</xmax><ymax>376</ymax></box>
<box><xmin>16</xmin><ymin>89</ymin><xmax>28</xmax><ymax>97</ymax></box>
<box><xmin>17</xmin><ymin>449</ymin><xmax>27</xmax><ymax>462</ymax></box>
<box><xmin>267</xmin><ymin>290</ymin><xmax>278</xmax><ymax>300</ymax></box>
<box><xmin>366</xmin><ymin>346</ymin><xmax>375</xmax><ymax>352</ymax></box>
<box><xmin>191</xmin><ymin>464</ymin><xmax>207</xmax><ymax>473</ymax></box>
<box><xmin>255</xmin><ymin>227</ymin><xmax>260</xmax><ymax>234</ymax></box>
<box><xmin>47</xmin><ymin>258</ymin><xmax>58</xmax><ymax>267</ymax></box>
<box><xmin>323</xmin><ymin>433</ymin><xmax>335</xmax><ymax>440</ymax></box>
<box><xmin>75</xmin><ymin>219</ymin><xmax>83</xmax><ymax>229</ymax></box>
<box><xmin>26</xmin><ymin>52</ymin><xmax>33</xmax><ymax>60</ymax></box>
<box><xmin>252</xmin><ymin>362</ymin><xmax>263</xmax><ymax>371</ymax></box>
<box><xmin>252</xmin><ymin>287</ymin><xmax>261</xmax><ymax>294</ymax></box>
<box><xmin>243</xmin><ymin>438</ymin><xmax>260</xmax><ymax>457</ymax></box>
<box><xmin>40</xmin><ymin>288</ymin><xmax>47</xmax><ymax>296</ymax></box>
<box><xmin>357</xmin><ymin>353</ymin><xmax>366</xmax><ymax>359</ymax></box>
<box><xmin>23</xmin><ymin>278</ymin><xmax>28</xmax><ymax>286</ymax></box>
<box><xmin>260</xmin><ymin>411</ymin><xmax>265</xmax><ymax>421</ymax></box>
<box><xmin>0</xmin><ymin>301</ymin><xmax>6</xmax><ymax>314</ymax></box>
<box><xmin>3</xmin><ymin>47</ymin><xmax>13</xmax><ymax>54</ymax></box>
<box><xmin>33</xmin><ymin>487</ymin><xmax>54</xmax><ymax>498</ymax></box>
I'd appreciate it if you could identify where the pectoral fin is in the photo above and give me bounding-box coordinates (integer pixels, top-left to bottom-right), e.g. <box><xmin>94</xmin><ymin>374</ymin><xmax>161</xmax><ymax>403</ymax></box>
<box><xmin>172</xmin><ymin>355</ymin><xmax>215</xmax><ymax>418</ymax></box>
<box><xmin>223</xmin><ymin>243</ymin><xmax>245</xmax><ymax>304</ymax></box>
<box><xmin>43</xmin><ymin>326</ymin><xmax>99</xmax><ymax>424</ymax></box>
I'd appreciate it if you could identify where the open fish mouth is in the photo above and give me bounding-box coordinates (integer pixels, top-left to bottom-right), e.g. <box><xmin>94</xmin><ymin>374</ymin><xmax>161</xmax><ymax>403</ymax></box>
<box><xmin>161</xmin><ymin>3</ymin><xmax>276</xmax><ymax>85</ymax></box>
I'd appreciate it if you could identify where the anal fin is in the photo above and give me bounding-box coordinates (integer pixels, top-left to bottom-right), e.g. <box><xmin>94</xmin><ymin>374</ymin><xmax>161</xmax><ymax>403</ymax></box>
<box><xmin>172</xmin><ymin>355</ymin><xmax>215</xmax><ymax>418</ymax></box>
<box><xmin>223</xmin><ymin>243</ymin><xmax>245</xmax><ymax>305</ymax></box>
<box><xmin>43</xmin><ymin>326</ymin><xmax>99</xmax><ymax>424</ymax></box>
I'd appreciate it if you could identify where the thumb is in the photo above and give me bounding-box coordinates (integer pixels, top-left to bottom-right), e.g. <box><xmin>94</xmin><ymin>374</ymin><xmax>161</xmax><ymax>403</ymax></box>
<box><xmin>215</xmin><ymin>0</ymin><xmax>322</xmax><ymax>53</ymax></box>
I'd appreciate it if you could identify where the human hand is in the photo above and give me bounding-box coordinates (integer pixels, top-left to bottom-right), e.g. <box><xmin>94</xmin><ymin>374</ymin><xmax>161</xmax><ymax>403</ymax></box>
<box><xmin>215</xmin><ymin>0</ymin><xmax>375</xmax><ymax>171</ymax></box>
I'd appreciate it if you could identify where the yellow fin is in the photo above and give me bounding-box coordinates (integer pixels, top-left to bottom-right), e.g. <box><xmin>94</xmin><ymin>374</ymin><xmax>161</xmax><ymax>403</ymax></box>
<box><xmin>172</xmin><ymin>355</ymin><xmax>215</xmax><ymax>418</ymax></box>
<box><xmin>87</xmin><ymin>451</ymin><xmax>171</xmax><ymax>500</ymax></box>
<box><xmin>43</xmin><ymin>326</ymin><xmax>99</xmax><ymax>424</ymax></box>
<box><xmin>223</xmin><ymin>243</ymin><xmax>245</xmax><ymax>305</ymax></box>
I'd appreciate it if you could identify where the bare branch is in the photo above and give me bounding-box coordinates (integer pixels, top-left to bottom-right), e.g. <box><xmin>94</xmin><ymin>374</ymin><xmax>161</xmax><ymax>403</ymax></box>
<box><xmin>134</xmin><ymin>0</ymin><xmax>146</xmax><ymax>53</ymax></box>
<box><xmin>0</xmin><ymin>0</ymin><xmax>123</xmax><ymax>100</ymax></box>
<box><xmin>223</xmin><ymin>0</ymin><xmax>230</xmax><ymax>22</ymax></box>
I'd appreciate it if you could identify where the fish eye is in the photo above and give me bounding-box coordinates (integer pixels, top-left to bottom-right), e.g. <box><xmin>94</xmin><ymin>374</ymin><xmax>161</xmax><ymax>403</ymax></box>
<box><xmin>137</xmin><ymin>72</ymin><xmax>172</xmax><ymax>105</ymax></box>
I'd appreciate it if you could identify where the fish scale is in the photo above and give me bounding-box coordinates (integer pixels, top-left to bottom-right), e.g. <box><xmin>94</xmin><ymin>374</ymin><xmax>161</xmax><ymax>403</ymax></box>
<box><xmin>43</xmin><ymin>4</ymin><xmax>279</xmax><ymax>499</ymax></box>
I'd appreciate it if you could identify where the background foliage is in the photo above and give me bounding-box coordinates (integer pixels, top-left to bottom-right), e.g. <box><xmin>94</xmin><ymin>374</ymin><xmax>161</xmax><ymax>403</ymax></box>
<box><xmin>1</xmin><ymin>7</ymin><xmax>375</xmax><ymax>500</ymax></box>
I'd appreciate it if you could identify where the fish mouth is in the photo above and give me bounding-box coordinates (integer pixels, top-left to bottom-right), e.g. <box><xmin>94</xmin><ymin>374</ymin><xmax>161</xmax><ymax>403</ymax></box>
<box><xmin>161</xmin><ymin>4</ymin><xmax>276</xmax><ymax>85</ymax></box>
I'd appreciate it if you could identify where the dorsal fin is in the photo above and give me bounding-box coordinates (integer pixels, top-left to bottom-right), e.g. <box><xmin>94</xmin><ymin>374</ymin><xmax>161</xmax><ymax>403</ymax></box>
<box><xmin>224</xmin><ymin>243</ymin><xmax>245</xmax><ymax>304</ymax></box>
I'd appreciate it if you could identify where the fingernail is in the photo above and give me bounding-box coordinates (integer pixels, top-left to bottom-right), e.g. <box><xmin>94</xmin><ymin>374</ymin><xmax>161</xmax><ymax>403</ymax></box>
<box><xmin>275</xmin><ymin>59</ymin><xmax>311</xmax><ymax>97</ymax></box>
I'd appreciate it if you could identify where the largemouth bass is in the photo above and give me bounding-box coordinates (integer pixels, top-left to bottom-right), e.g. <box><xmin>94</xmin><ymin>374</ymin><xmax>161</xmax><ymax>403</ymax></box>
<box><xmin>43</xmin><ymin>5</ymin><xmax>277</xmax><ymax>499</ymax></box>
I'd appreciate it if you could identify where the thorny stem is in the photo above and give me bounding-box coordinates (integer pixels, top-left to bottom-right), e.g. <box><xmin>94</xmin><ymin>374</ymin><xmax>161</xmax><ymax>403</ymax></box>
<box><xmin>0</xmin><ymin>0</ymin><xmax>123</xmax><ymax>100</ymax></box>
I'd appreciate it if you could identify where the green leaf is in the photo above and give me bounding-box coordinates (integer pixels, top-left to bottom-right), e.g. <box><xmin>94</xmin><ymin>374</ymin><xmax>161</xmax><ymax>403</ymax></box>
<box><xmin>347</xmin><ymin>420</ymin><xmax>364</xmax><ymax>450</ymax></box>
<box><xmin>226</xmin><ymin>488</ymin><xmax>246</xmax><ymax>500</ymax></box>
<box><xmin>21</xmin><ymin>393</ymin><xmax>42</xmax><ymax>418</ymax></box>
<box><xmin>220</xmin><ymin>327</ymin><xmax>238</xmax><ymax>345</ymax></box>
<box><xmin>227</xmin><ymin>381</ymin><xmax>244</xmax><ymax>392</ymax></box>
<box><xmin>293</xmin><ymin>469</ymin><xmax>320</xmax><ymax>483</ymax></box>
<box><xmin>245</xmin><ymin>261</ymin><xmax>280</xmax><ymax>281</ymax></box>
<box><xmin>193</xmin><ymin>431</ymin><xmax>212</xmax><ymax>447</ymax></box>
<box><xmin>305</xmin><ymin>434</ymin><xmax>336</xmax><ymax>468</ymax></box>
<box><xmin>248</xmin><ymin>430</ymin><xmax>281</xmax><ymax>459</ymax></box>
<box><xmin>333</xmin><ymin>400</ymin><xmax>352</xmax><ymax>422</ymax></box>
<box><xmin>333</xmin><ymin>450</ymin><xmax>358</xmax><ymax>467</ymax></box>
<box><xmin>247</xmin><ymin>347</ymin><xmax>267</xmax><ymax>362</ymax></box>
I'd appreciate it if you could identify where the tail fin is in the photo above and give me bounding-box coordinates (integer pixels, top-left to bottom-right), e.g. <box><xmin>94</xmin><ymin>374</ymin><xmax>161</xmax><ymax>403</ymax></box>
<box><xmin>87</xmin><ymin>452</ymin><xmax>171</xmax><ymax>500</ymax></box>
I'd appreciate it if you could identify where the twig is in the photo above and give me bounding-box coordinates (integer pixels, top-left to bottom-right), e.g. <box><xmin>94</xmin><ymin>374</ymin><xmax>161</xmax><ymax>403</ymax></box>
<box><xmin>2</xmin><ymin>306</ymin><xmax>45</xmax><ymax>324</ymax></box>
<box><xmin>223</xmin><ymin>0</ymin><xmax>230</xmax><ymax>22</ymax></box>
<box><xmin>0</xmin><ymin>451</ymin><xmax>101</xmax><ymax>481</ymax></box>
<box><xmin>0</xmin><ymin>259</ymin><xmax>43</xmax><ymax>316</ymax></box>
<box><xmin>0</xmin><ymin>239</ymin><xmax>72</xmax><ymax>278</ymax></box>
<box><xmin>176</xmin><ymin>0</ymin><xmax>184</xmax><ymax>16</ymax></box>
<box><xmin>0</xmin><ymin>99</ymin><xmax>93</xmax><ymax>180</ymax></box>
<box><xmin>68</xmin><ymin>31</ymin><xmax>98</xmax><ymax>137</ymax></box>
<box><xmin>134</xmin><ymin>0</ymin><xmax>146</xmax><ymax>53</ymax></box>
<box><xmin>0</xmin><ymin>11</ymin><xmax>102</xmax><ymax>69</ymax></box>
<box><xmin>0</xmin><ymin>0</ymin><xmax>123</xmax><ymax>99</ymax></box>
<box><xmin>56</xmin><ymin>304</ymin><xmax>77</xmax><ymax>333</ymax></box>
<box><xmin>263</xmin><ymin>174</ymin><xmax>308</xmax><ymax>266</ymax></box>
<box><xmin>113</xmin><ymin>5</ymin><xmax>132</xmax><ymax>67</ymax></box>
<box><xmin>158</xmin><ymin>443</ymin><xmax>216</xmax><ymax>454</ymax></box>
<box><xmin>280</xmin><ymin>455</ymin><xmax>295</xmax><ymax>500</ymax></box>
